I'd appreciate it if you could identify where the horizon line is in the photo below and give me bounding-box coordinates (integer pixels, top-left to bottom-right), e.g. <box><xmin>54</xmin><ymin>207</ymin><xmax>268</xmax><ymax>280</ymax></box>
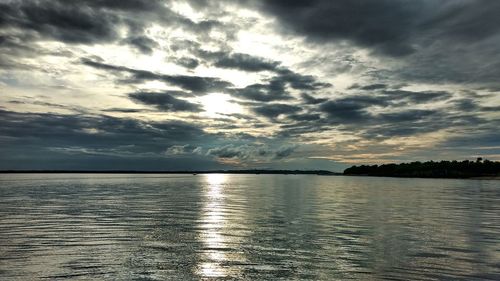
<box><xmin>0</xmin><ymin>169</ymin><xmax>341</xmax><ymax>175</ymax></box>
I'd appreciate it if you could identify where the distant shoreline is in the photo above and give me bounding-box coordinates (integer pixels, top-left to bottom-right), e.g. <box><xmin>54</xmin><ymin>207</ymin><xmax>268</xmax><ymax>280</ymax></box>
<box><xmin>2</xmin><ymin>169</ymin><xmax>498</xmax><ymax>180</ymax></box>
<box><xmin>343</xmin><ymin>174</ymin><xmax>500</xmax><ymax>180</ymax></box>
<box><xmin>0</xmin><ymin>170</ymin><xmax>341</xmax><ymax>175</ymax></box>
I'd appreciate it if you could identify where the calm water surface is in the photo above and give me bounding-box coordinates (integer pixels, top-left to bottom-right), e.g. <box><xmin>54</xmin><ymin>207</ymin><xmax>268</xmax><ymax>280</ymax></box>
<box><xmin>0</xmin><ymin>174</ymin><xmax>499</xmax><ymax>280</ymax></box>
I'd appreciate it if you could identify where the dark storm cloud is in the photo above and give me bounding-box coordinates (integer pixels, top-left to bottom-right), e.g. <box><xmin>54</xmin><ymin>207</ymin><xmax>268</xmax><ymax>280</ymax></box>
<box><xmin>80</xmin><ymin>58</ymin><xmax>130</xmax><ymax>71</ymax></box>
<box><xmin>0</xmin><ymin>109</ymin><xmax>207</xmax><ymax>153</ymax></box>
<box><xmin>256</xmin><ymin>0</ymin><xmax>500</xmax><ymax>57</ymax></box>
<box><xmin>287</xmin><ymin>113</ymin><xmax>321</xmax><ymax>122</ymax></box>
<box><xmin>231</xmin><ymin>68</ymin><xmax>331</xmax><ymax>102</ymax></box>
<box><xmin>275</xmin><ymin>68</ymin><xmax>331</xmax><ymax>90</ymax></box>
<box><xmin>196</xmin><ymin>49</ymin><xmax>280</xmax><ymax>72</ymax></box>
<box><xmin>359</xmin><ymin>125</ymin><xmax>429</xmax><ymax>140</ymax></box>
<box><xmin>317</xmin><ymin>94</ymin><xmax>400</xmax><ymax>124</ymax></box>
<box><xmin>0</xmin><ymin>26</ymin><xmax>76</xmax><ymax>71</ymax></box>
<box><xmin>102</xmin><ymin>108</ymin><xmax>145</xmax><ymax>113</ymax></box>
<box><xmin>128</xmin><ymin>92</ymin><xmax>202</xmax><ymax>112</ymax></box>
<box><xmin>173</xmin><ymin>57</ymin><xmax>200</xmax><ymax>69</ymax></box>
<box><xmin>394</xmin><ymin>42</ymin><xmax>500</xmax><ymax>84</ymax></box>
<box><xmin>81</xmin><ymin>58</ymin><xmax>233</xmax><ymax>93</ymax></box>
<box><xmin>256</xmin><ymin>0</ymin><xmax>426</xmax><ymax>56</ymax></box>
<box><xmin>360</xmin><ymin>112</ymin><xmax>486</xmax><ymax>139</ymax></box>
<box><xmin>0</xmin><ymin>0</ymin><xmax>228</xmax><ymax>55</ymax></box>
<box><xmin>82</xmin><ymin>0</ymin><xmax>166</xmax><ymax>11</ymax></box>
<box><xmin>242</xmin><ymin>0</ymin><xmax>500</xmax><ymax>88</ymax></box>
<box><xmin>379</xmin><ymin>109</ymin><xmax>438</xmax><ymax>123</ymax></box>
<box><xmin>252</xmin><ymin>103</ymin><xmax>301</xmax><ymax>119</ymax></box>
<box><xmin>452</xmin><ymin>98</ymin><xmax>500</xmax><ymax>113</ymax></box>
<box><xmin>0</xmin><ymin>34</ymin><xmax>35</xmax><ymax>53</ymax></box>
<box><xmin>0</xmin><ymin>108</ymin><xmax>232</xmax><ymax>169</ymax></box>
<box><xmin>191</xmin><ymin>48</ymin><xmax>331</xmax><ymax>100</ymax></box>
<box><xmin>0</xmin><ymin>34</ymin><xmax>40</xmax><ymax>69</ymax></box>
<box><xmin>279</xmin><ymin>88</ymin><xmax>494</xmax><ymax>140</ymax></box>
<box><xmin>359</xmin><ymin>84</ymin><xmax>388</xmax><ymax>91</ymax></box>
<box><xmin>128</xmin><ymin>71</ymin><xmax>232</xmax><ymax>94</ymax></box>
<box><xmin>482</xmin><ymin>106</ymin><xmax>500</xmax><ymax>112</ymax></box>
<box><xmin>442</xmin><ymin>127</ymin><xmax>500</xmax><ymax>150</ymax></box>
<box><xmin>277</xmin><ymin>121</ymin><xmax>330</xmax><ymax>138</ymax></box>
<box><xmin>419</xmin><ymin>1</ymin><xmax>500</xmax><ymax>42</ymax></box>
<box><xmin>169</xmin><ymin>38</ymin><xmax>201</xmax><ymax>52</ymax></box>
<box><xmin>0</xmin><ymin>108</ymin><xmax>305</xmax><ymax>169</ymax></box>
<box><xmin>241</xmin><ymin>87</ymin><xmax>463</xmax><ymax>138</ymax></box>
<box><xmin>253</xmin><ymin>0</ymin><xmax>500</xmax><ymax>85</ymax></box>
<box><xmin>300</xmin><ymin>93</ymin><xmax>327</xmax><ymax>105</ymax></box>
<box><xmin>0</xmin><ymin>0</ymin><xmax>120</xmax><ymax>44</ymax></box>
<box><xmin>382</xmin><ymin>90</ymin><xmax>453</xmax><ymax>104</ymax></box>
<box><xmin>319</xmin><ymin>99</ymin><xmax>370</xmax><ymax>123</ymax></box>
<box><xmin>123</xmin><ymin>35</ymin><xmax>159</xmax><ymax>54</ymax></box>
<box><xmin>215</xmin><ymin>52</ymin><xmax>279</xmax><ymax>72</ymax></box>
<box><xmin>317</xmin><ymin>90</ymin><xmax>453</xmax><ymax>124</ymax></box>
<box><xmin>454</xmin><ymin>99</ymin><xmax>480</xmax><ymax>111</ymax></box>
<box><xmin>232</xmin><ymin>82</ymin><xmax>291</xmax><ymax>102</ymax></box>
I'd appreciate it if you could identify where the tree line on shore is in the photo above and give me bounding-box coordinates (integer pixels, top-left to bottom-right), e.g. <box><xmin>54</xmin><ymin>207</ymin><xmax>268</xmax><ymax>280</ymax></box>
<box><xmin>343</xmin><ymin>158</ymin><xmax>500</xmax><ymax>178</ymax></box>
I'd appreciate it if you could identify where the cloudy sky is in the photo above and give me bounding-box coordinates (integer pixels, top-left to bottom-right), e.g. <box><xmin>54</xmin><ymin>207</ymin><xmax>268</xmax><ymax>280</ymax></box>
<box><xmin>1</xmin><ymin>0</ymin><xmax>499</xmax><ymax>171</ymax></box>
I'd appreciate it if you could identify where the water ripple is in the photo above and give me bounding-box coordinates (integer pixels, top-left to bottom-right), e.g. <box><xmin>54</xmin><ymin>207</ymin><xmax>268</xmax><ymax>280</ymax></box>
<box><xmin>0</xmin><ymin>174</ymin><xmax>499</xmax><ymax>280</ymax></box>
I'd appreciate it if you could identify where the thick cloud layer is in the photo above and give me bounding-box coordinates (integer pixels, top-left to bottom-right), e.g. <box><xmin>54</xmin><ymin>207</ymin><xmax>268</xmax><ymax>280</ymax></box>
<box><xmin>257</xmin><ymin>0</ymin><xmax>500</xmax><ymax>57</ymax></box>
<box><xmin>81</xmin><ymin>58</ymin><xmax>233</xmax><ymax>93</ymax></box>
<box><xmin>258</xmin><ymin>0</ymin><xmax>426</xmax><ymax>56</ymax></box>
<box><xmin>128</xmin><ymin>91</ymin><xmax>201</xmax><ymax>112</ymax></box>
<box><xmin>0</xmin><ymin>0</ymin><xmax>498</xmax><ymax>169</ymax></box>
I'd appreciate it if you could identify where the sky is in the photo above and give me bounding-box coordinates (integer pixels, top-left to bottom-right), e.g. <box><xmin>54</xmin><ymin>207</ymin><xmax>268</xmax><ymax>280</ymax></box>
<box><xmin>0</xmin><ymin>0</ymin><xmax>499</xmax><ymax>171</ymax></box>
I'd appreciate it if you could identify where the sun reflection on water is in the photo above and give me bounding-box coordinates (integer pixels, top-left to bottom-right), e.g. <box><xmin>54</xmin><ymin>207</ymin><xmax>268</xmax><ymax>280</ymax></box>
<box><xmin>198</xmin><ymin>174</ymin><xmax>228</xmax><ymax>278</ymax></box>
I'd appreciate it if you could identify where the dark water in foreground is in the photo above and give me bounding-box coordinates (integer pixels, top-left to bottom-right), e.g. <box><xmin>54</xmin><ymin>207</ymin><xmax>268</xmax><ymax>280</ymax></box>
<box><xmin>0</xmin><ymin>174</ymin><xmax>499</xmax><ymax>280</ymax></box>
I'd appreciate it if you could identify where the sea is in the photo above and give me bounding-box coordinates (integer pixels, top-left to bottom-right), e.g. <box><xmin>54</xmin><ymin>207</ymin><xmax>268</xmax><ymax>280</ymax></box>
<box><xmin>0</xmin><ymin>173</ymin><xmax>499</xmax><ymax>280</ymax></box>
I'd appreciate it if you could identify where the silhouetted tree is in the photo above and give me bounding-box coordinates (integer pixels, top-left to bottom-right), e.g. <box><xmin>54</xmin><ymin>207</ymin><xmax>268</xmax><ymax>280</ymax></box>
<box><xmin>344</xmin><ymin>159</ymin><xmax>500</xmax><ymax>178</ymax></box>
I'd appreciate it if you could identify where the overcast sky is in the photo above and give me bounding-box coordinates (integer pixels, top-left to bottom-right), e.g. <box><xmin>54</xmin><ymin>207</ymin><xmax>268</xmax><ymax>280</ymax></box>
<box><xmin>1</xmin><ymin>0</ymin><xmax>499</xmax><ymax>170</ymax></box>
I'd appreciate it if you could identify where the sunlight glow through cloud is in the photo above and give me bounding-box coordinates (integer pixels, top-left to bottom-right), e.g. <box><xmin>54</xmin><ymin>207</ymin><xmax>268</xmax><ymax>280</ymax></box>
<box><xmin>198</xmin><ymin>93</ymin><xmax>243</xmax><ymax>117</ymax></box>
